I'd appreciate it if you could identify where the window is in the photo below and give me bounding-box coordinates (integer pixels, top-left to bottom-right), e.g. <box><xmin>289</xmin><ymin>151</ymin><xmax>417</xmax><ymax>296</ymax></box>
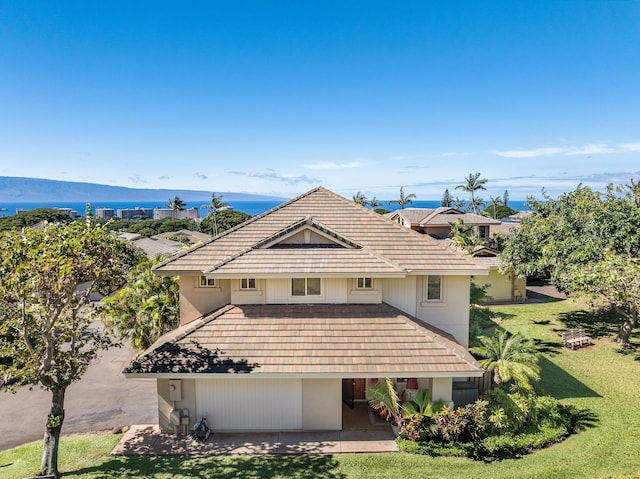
<box><xmin>292</xmin><ymin>278</ymin><xmax>321</xmax><ymax>296</ymax></box>
<box><xmin>199</xmin><ymin>276</ymin><xmax>216</xmax><ymax>287</ymax></box>
<box><xmin>241</xmin><ymin>278</ymin><xmax>256</xmax><ymax>289</ymax></box>
<box><xmin>357</xmin><ymin>277</ymin><xmax>373</xmax><ymax>289</ymax></box>
<box><xmin>426</xmin><ymin>275</ymin><xmax>442</xmax><ymax>301</ymax></box>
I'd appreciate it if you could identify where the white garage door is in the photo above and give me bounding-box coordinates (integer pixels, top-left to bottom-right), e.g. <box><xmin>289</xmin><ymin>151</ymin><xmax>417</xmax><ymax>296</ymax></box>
<box><xmin>195</xmin><ymin>378</ymin><xmax>303</xmax><ymax>431</ymax></box>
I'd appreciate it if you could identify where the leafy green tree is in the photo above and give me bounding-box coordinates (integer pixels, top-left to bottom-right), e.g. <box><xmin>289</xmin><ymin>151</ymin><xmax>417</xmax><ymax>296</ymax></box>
<box><xmin>441</xmin><ymin>188</ymin><xmax>454</xmax><ymax>207</ymax></box>
<box><xmin>488</xmin><ymin>195</ymin><xmax>503</xmax><ymax>219</ymax></box>
<box><xmin>352</xmin><ymin>191</ymin><xmax>368</xmax><ymax>206</ymax></box>
<box><xmin>470</xmin><ymin>331</ymin><xmax>540</xmax><ymax>390</ymax></box>
<box><xmin>98</xmin><ymin>256</ymin><xmax>179</xmax><ymax>351</ymax></box>
<box><xmin>389</xmin><ymin>186</ymin><xmax>416</xmax><ymax>209</ymax></box>
<box><xmin>500</xmin><ymin>185</ymin><xmax>640</xmax><ymax>344</ymax></box>
<box><xmin>0</xmin><ymin>221</ymin><xmax>140</xmax><ymax>478</ymax></box>
<box><xmin>482</xmin><ymin>204</ymin><xmax>518</xmax><ymax>220</ymax></box>
<box><xmin>0</xmin><ymin>208</ymin><xmax>73</xmax><ymax>231</ymax></box>
<box><xmin>456</xmin><ymin>172</ymin><xmax>488</xmax><ymax>214</ymax></box>
<box><xmin>617</xmin><ymin>177</ymin><xmax>640</xmax><ymax>207</ymax></box>
<box><xmin>200</xmin><ymin>209</ymin><xmax>251</xmax><ymax>235</ymax></box>
<box><xmin>449</xmin><ymin>218</ymin><xmax>482</xmax><ymax>250</ymax></box>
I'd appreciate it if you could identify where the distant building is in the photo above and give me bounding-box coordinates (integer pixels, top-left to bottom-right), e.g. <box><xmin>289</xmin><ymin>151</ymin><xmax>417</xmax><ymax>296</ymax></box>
<box><xmin>54</xmin><ymin>207</ymin><xmax>79</xmax><ymax>219</ymax></box>
<box><xmin>117</xmin><ymin>208</ymin><xmax>154</xmax><ymax>220</ymax></box>
<box><xmin>153</xmin><ymin>207</ymin><xmax>199</xmax><ymax>220</ymax></box>
<box><xmin>95</xmin><ymin>207</ymin><xmax>115</xmax><ymax>219</ymax></box>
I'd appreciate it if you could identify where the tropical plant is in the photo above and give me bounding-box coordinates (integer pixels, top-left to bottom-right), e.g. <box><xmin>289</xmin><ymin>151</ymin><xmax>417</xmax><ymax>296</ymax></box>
<box><xmin>352</xmin><ymin>191</ymin><xmax>368</xmax><ymax>206</ymax></box>
<box><xmin>167</xmin><ymin>196</ymin><xmax>186</xmax><ymax>215</ymax></box>
<box><xmin>470</xmin><ymin>331</ymin><xmax>541</xmax><ymax>390</ymax></box>
<box><xmin>0</xmin><ymin>220</ymin><xmax>140</xmax><ymax>478</ymax></box>
<box><xmin>389</xmin><ymin>187</ymin><xmax>416</xmax><ymax>209</ymax></box>
<box><xmin>202</xmin><ymin>192</ymin><xmax>228</xmax><ymax>236</ymax></box>
<box><xmin>402</xmin><ymin>389</ymin><xmax>445</xmax><ymax>418</ymax></box>
<box><xmin>369</xmin><ymin>197</ymin><xmax>381</xmax><ymax>208</ymax></box>
<box><xmin>449</xmin><ymin>218</ymin><xmax>482</xmax><ymax>250</ymax></box>
<box><xmin>97</xmin><ymin>255</ymin><xmax>180</xmax><ymax>351</ymax></box>
<box><xmin>488</xmin><ymin>195</ymin><xmax>503</xmax><ymax>219</ymax></box>
<box><xmin>456</xmin><ymin>172</ymin><xmax>488</xmax><ymax>214</ymax></box>
<box><xmin>367</xmin><ymin>377</ymin><xmax>403</xmax><ymax>427</ymax></box>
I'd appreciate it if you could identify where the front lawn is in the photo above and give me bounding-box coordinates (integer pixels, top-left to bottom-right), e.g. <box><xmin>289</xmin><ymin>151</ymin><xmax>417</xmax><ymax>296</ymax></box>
<box><xmin>2</xmin><ymin>299</ymin><xmax>640</xmax><ymax>478</ymax></box>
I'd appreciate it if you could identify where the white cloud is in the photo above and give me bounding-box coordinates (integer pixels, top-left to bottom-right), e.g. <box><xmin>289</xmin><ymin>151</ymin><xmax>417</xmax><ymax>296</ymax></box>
<box><xmin>229</xmin><ymin>168</ymin><xmax>321</xmax><ymax>185</ymax></box>
<box><xmin>303</xmin><ymin>161</ymin><xmax>364</xmax><ymax>170</ymax></box>
<box><xmin>493</xmin><ymin>142</ymin><xmax>638</xmax><ymax>158</ymax></box>
<box><xmin>129</xmin><ymin>174</ymin><xmax>149</xmax><ymax>184</ymax></box>
<box><xmin>193</xmin><ymin>171</ymin><xmax>208</xmax><ymax>180</ymax></box>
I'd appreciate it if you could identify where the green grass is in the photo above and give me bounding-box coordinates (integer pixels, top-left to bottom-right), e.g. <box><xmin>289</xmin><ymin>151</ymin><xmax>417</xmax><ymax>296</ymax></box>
<box><xmin>2</xmin><ymin>299</ymin><xmax>640</xmax><ymax>478</ymax></box>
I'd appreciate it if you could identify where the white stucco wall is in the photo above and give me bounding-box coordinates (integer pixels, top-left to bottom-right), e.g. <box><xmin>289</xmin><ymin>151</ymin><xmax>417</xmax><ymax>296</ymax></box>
<box><xmin>302</xmin><ymin>379</ymin><xmax>342</xmax><ymax>430</ymax></box>
<box><xmin>265</xmin><ymin>278</ymin><xmax>349</xmax><ymax>303</ymax></box>
<box><xmin>381</xmin><ymin>276</ymin><xmax>418</xmax><ymax>317</ymax></box>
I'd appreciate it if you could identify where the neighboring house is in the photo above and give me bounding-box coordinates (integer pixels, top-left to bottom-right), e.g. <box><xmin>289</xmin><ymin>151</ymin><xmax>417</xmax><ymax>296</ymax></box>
<box><xmin>153</xmin><ymin>229</ymin><xmax>212</xmax><ymax>246</ymax></box>
<box><xmin>124</xmin><ymin>187</ymin><xmax>487</xmax><ymax>433</ymax></box>
<box><xmin>387</xmin><ymin>208</ymin><xmax>525</xmax><ymax>302</ymax></box>
<box><xmin>118</xmin><ymin>232</ymin><xmax>184</xmax><ymax>259</ymax></box>
<box><xmin>468</xmin><ymin>246</ymin><xmax>526</xmax><ymax>303</ymax></box>
<box><xmin>386</xmin><ymin>207</ymin><xmax>501</xmax><ymax>241</ymax></box>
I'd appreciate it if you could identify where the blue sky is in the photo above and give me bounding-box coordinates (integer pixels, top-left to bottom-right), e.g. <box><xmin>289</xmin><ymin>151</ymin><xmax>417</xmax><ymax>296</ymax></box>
<box><xmin>1</xmin><ymin>1</ymin><xmax>639</xmax><ymax>201</ymax></box>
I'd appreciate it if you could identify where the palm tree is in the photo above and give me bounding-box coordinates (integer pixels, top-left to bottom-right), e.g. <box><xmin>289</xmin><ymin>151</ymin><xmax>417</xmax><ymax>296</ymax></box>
<box><xmin>456</xmin><ymin>173</ymin><xmax>488</xmax><ymax>214</ymax></box>
<box><xmin>369</xmin><ymin>197</ymin><xmax>381</xmax><ymax>208</ymax></box>
<box><xmin>454</xmin><ymin>196</ymin><xmax>467</xmax><ymax>211</ymax></box>
<box><xmin>389</xmin><ymin>187</ymin><xmax>416</xmax><ymax>209</ymax></box>
<box><xmin>470</xmin><ymin>331</ymin><xmax>541</xmax><ymax>390</ymax></box>
<box><xmin>202</xmin><ymin>192</ymin><xmax>228</xmax><ymax>236</ymax></box>
<box><xmin>167</xmin><ymin>196</ymin><xmax>186</xmax><ymax>218</ymax></box>
<box><xmin>489</xmin><ymin>195</ymin><xmax>503</xmax><ymax>219</ymax></box>
<box><xmin>449</xmin><ymin>218</ymin><xmax>482</xmax><ymax>250</ymax></box>
<box><xmin>353</xmin><ymin>191</ymin><xmax>368</xmax><ymax>207</ymax></box>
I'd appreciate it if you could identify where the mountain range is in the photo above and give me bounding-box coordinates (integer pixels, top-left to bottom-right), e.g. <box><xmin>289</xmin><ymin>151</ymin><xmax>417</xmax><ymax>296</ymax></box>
<box><xmin>0</xmin><ymin>177</ymin><xmax>283</xmax><ymax>202</ymax></box>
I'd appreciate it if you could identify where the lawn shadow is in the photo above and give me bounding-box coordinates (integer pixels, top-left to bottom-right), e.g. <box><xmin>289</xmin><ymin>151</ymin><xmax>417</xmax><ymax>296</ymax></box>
<box><xmin>67</xmin><ymin>454</ymin><xmax>346</xmax><ymax>479</ymax></box>
<box><xmin>531</xmin><ymin>337</ymin><xmax>562</xmax><ymax>356</ymax></box>
<box><xmin>536</xmin><ymin>356</ymin><xmax>601</xmax><ymax>399</ymax></box>
<box><xmin>557</xmin><ymin>308</ymin><xmax>621</xmax><ymax>340</ymax></box>
<box><xmin>570</xmin><ymin>407</ymin><xmax>600</xmax><ymax>432</ymax></box>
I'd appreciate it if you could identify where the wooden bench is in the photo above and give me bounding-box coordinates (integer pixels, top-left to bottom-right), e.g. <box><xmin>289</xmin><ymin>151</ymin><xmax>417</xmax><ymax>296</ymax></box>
<box><xmin>561</xmin><ymin>329</ymin><xmax>592</xmax><ymax>349</ymax></box>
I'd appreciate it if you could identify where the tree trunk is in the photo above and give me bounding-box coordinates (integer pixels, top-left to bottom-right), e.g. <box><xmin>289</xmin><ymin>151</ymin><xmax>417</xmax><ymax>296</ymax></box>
<box><xmin>40</xmin><ymin>388</ymin><xmax>65</xmax><ymax>479</ymax></box>
<box><xmin>618</xmin><ymin>308</ymin><xmax>637</xmax><ymax>346</ymax></box>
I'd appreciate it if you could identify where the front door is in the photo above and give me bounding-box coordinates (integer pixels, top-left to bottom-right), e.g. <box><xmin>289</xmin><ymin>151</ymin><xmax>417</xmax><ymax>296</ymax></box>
<box><xmin>342</xmin><ymin>378</ymin><xmax>355</xmax><ymax>409</ymax></box>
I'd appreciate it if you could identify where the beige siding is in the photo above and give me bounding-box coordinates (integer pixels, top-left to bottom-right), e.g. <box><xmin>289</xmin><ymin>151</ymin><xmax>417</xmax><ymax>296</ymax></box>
<box><xmin>381</xmin><ymin>276</ymin><xmax>417</xmax><ymax>317</ymax></box>
<box><xmin>179</xmin><ymin>276</ymin><xmax>231</xmax><ymax>325</ymax></box>
<box><xmin>346</xmin><ymin>278</ymin><xmax>382</xmax><ymax>304</ymax></box>
<box><xmin>157</xmin><ymin>378</ymin><xmax>197</xmax><ymax>432</ymax></box>
<box><xmin>432</xmin><ymin>377</ymin><xmax>453</xmax><ymax>404</ymax></box>
<box><xmin>265</xmin><ymin>278</ymin><xmax>348</xmax><ymax>304</ymax></box>
<box><xmin>230</xmin><ymin>279</ymin><xmax>267</xmax><ymax>305</ymax></box>
<box><xmin>302</xmin><ymin>379</ymin><xmax>342</xmax><ymax>430</ymax></box>
<box><xmin>415</xmin><ymin>275</ymin><xmax>470</xmax><ymax>347</ymax></box>
<box><xmin>473</xmin><ymin>270</ymin><xmax>527</xmax><ymax>302</ymax></box>
<box><xmin>195</xmin><ymin>378</ymin><xmax>302</xmax><ymax>431</ymax></box>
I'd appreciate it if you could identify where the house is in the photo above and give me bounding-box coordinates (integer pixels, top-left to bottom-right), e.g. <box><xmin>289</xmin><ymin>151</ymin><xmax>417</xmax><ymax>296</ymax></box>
<box><xmin>468</xmin><ymin>246</ymin><xmax>526</xmax><ymax>303</ymax></box>
<box><xmin>386</xmin><ymin>207</ymin><xmax>501</xmax><ymax>241</ymax></box>
<box><xmin>387</xmin><ymin>208</ymin><xmax>524</xmax><ymax>302</ymax></box>
<box><xmin>124</xmin><ymin>187</ymin><xmax>487</xmax><ymax>433</ymax></box>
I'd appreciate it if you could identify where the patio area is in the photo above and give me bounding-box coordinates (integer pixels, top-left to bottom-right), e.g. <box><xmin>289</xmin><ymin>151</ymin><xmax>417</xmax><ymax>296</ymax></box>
<box><xmin>111</xmin><ymin>402</ymin><xmax>398</xmax><ymax>456</ymax></box>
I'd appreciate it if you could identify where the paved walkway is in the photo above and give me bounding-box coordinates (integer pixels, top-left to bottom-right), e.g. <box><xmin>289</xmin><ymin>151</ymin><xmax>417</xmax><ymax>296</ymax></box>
<box><xmin>111</xmin><ymin>424</ymin><xmax>398</xmax><ymax>455</ymax></box>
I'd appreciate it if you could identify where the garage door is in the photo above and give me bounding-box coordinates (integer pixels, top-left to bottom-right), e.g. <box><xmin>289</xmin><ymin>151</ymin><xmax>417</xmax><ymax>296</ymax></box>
<box><xmin>195</xmin><ymin>378</ymin><xmax>302</xmax><ymax>431</ymax></box>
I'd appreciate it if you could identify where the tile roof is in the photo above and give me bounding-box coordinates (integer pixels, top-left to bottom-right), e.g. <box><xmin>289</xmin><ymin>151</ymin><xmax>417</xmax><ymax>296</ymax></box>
<box><xmin>124</xmin><ymin>303</ymin><xmax>483</xmax><ymax>377</ymax></box>
<box><xmin>154</xmin><ymin>187</ymin><xmax>486</xmax><ymax>275</ymax></box>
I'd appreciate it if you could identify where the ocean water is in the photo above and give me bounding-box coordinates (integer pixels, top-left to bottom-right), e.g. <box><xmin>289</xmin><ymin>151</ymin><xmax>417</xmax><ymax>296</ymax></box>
<box><xmin>0</xmin><ymin>199</ymin><xmax>530</xmax><ymax>217</ymax></box>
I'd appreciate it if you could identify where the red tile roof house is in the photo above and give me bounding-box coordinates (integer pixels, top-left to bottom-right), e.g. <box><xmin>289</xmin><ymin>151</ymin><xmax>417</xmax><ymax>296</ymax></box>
<box><xmin>124</xmin><ymin>187</ymin><xmax>487</xmax><ymax>433</ymax></box>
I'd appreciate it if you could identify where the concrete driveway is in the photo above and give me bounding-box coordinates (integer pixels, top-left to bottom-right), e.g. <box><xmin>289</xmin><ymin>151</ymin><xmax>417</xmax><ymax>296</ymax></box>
<box><xmin>0</xmin><ymin>339</ymin><xmax>157</xmax><ymax>451</ymax></box>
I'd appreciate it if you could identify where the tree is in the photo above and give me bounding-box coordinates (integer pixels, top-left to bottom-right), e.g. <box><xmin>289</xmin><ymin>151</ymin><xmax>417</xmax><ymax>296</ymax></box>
<box><xmin>202</xmin><ymin>192</ymin><xmax>228</xmax><ymax>236</ymax></box>
<box><xmin>389</xmin><ymin>187</ymin><xmax>416</xmax><ymax>209</ymax></box>
<box><xmin>470</xmin><ymin>331</ymin><xmax>540</xmax><ymax>390</ymax></box>
<box><xmin>353</xmin><ymin>191</ymin><xmax>368</xmax><ymax>207</ymax></box>
<box><xmin>488</xmin><ymin>195</ymin><xmax>503</xmax><ymax>219</ymax></box>
<box><xmin>456</xmin><ymin>172</ymin><xmax>488</xmax><ymax>214</ymax></box>
<box><xmin>454</xmin><ymin>196</ymin><xmax>467</xmax><ymax>211</ymax></box>
<box><xmin>617</xmin><ymin>177</ymin><xmax>640</xmax><ymax>207</ymax></box>
<box><xmin>500</xmin><ymin>185</ymin><xmax>640</xmax><ymax>344</ymax></box>
<box><xmin>503</xmin><ymin>189</ymin><xmax>510</xmax><ymax>208</ymax></box>
<box><xmin>449</xmin><ymin>218</ymin><xmax>482</xmax><ymax>250</ymax></box>
<box><xmin>0</xmin><ymin>221</ymin><xmax>140</xmax><ymax>478</ymax></box>
<box><xmin>0</xmin><ymin>208</ymin><xmax>73</xmax><ymax>231</ymax></box>
<box><xmin>200</xmin><ymin>209</ymin><xmax>251</xmax><ymax>235</ymax></box>
<box><xmin>441</xmin><ymin>188</ymin><xmax>454</xmax><ymax>207</ymax></box>
<box><xmin>167</xmin><ymin>196</ymin><xmax>186</xmax><ymax>218</ymax></box>
<box><xmin>98</xmin><ymin>256</ymin><xmax>179</xmax><ymax>351</ymax></box>
<box><xmin>369</xmin><ymin>197</ymin><xmax>381</xmax><ymax>209</ymax></box>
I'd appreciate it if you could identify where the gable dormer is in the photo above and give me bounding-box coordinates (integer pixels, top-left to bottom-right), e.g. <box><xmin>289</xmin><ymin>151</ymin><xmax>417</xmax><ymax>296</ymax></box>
<box><xmin>256</xmin><ymin>217</ymin><xmax>362</xmax><ymax>250</ymax></box>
